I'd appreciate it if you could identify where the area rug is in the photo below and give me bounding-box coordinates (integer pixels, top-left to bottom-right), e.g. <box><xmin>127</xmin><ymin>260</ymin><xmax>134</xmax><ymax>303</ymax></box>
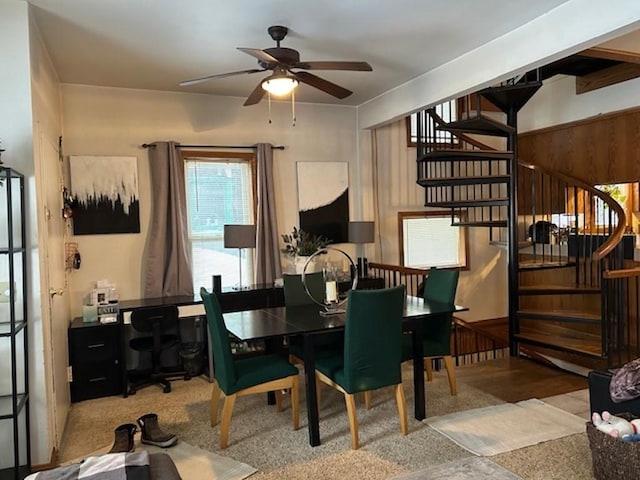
<box><xmin>425</xmin><ymin>398</ymin><xmax>585</xmax><ymax>456</ymax></box>
<box><xmin>140</xmin><ymin>440</ymin><xmax>256</xmax><ymax>480</ymax></box>
<box><xmin>389</xmin><ymin>456</ymin><xmax>524</xmax><ymax>480</ymax></box>
<box><xmin>71</xmin><ymin>435</ymin><xmax>256</xmax><ymax>480</ymax></box>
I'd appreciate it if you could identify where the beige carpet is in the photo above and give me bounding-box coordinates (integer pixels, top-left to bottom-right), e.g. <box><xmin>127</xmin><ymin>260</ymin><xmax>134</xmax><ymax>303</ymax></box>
<box><xmin>426</xmin><ymin>399</ymin><xmax>586</xmax><ymax>456</ymax></box>
<box><xmin>60</xmin><ymin>364</ymin><xmax>596</xmax><ymax>479</ymax></box>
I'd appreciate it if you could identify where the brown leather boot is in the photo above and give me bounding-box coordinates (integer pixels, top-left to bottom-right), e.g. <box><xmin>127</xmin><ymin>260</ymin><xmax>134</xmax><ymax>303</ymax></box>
<box><xmin>137</xmin><ymin>413</ymin><xmax>177</xmax><ymax>448</ymax></box>
<box><xmin>108</xmin><ymin>423</ymin><xmax>137</xmax><ymax>453</ymax></box>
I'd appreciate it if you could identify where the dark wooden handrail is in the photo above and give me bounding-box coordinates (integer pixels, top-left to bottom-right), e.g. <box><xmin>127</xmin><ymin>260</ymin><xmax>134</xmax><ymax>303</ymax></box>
<box><xmin>603</xmin><ymin>267</ymin><xmax>640</xmax><ymax>279</ymax></box>
<box><xmin>518</xmin><ymin>162</ymin><xmax>626</xmax><ymax>261</ymax></box>
<box><xmin>367</xmin><ymin>262</ymin><xmax>430</xmax><ymax>276</ymax></box>
<box><xmin>425</xmin><ymin>107</ymin><xmax>626</xmax><ymax>262</ymax></box>
<box><xmin>368</xmin><ymin>262</ymin><xmax>430</xmax><ymax>296</ymax></box>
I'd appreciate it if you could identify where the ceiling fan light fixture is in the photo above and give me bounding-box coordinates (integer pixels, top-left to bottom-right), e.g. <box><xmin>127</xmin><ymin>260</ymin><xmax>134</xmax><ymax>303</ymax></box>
<box><xmin>261</xmin><ymin>73</ymin><xmax>298</xmax><ymax>96</ymax></box>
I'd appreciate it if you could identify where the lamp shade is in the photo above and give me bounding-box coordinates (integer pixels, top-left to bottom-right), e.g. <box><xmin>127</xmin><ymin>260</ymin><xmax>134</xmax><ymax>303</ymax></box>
<box><xmin>223</xmin><ymin>224</ymin><xmax>256</xmax><ymax>248</ymax></box>
<box><xmin>348</xmin><ymin>221</ymin><xmax>375</xmax><ymax>244</ymax></box>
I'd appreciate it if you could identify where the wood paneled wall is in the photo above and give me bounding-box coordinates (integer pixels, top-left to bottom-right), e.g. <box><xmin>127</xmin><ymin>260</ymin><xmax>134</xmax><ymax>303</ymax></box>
<box><xmin>518</xmin><ymin>106</ymin><xmax>640</xmax><ymax>185</ymax></box>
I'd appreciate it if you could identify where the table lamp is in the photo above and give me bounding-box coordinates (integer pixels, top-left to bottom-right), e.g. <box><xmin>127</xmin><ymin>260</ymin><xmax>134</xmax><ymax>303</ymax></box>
<box><xmin>348</xmin><ymin>221</ymin><xmax>375</xmax><ymax>278</ymax></box>
<box><xmin>223</xmin><ymin>224</ymin><xmax>256</xmax><ymax>290</ymax></box>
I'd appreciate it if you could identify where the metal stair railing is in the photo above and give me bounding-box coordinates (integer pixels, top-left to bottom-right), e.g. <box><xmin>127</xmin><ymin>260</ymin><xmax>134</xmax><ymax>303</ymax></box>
<box><xmin>417</xmin><ymin>108</ymin><xmax>509</xmax><ymax>229</ymax></box>
<box><xmin>417</xmin><ymin>102</ymin><xmax>629</xmax><ymax>365</ymax></box>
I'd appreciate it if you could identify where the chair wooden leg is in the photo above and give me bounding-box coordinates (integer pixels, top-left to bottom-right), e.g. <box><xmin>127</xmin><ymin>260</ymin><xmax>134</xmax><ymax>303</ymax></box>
<box><xmin>394</xmin><ymin>384</ymin><xmax>408</xmax><ymax>436</ymax></box>
<box><xmin>291</xmin><ymin>375</ymin><xmax>300</xmax><ymax>430</ymax></box>
<box><xmin>443</xmin><ymin>355</ymin><xmax>457</xmax><ymax>395</ymax></box>
<box><xmin>275</xmin><ymin>389</ymin><xmax>283</xmax><ymax>412</ymax></box>
<box><xmin>220</xmin><ymin>394</ymin><xmax>237</xmax><ymax>449</ymax></box>
<box><xmin>210</xmin><ymin>381</ymin><xmax>221</xmax><ymax>427</ymax></box>
<box><xmin>344</xmin><ymin>393</ymin><xmax>359</xmax><ymax>449</ymax></box>
<box><xmin>363</xmin><ymin>391</ymin><xmax>372</xmax><ymax>410</ymax></box>
<box><xmin>423</xmin><ymin>358</ymin><xmax>433</xmax><ymax>382</ymax></box>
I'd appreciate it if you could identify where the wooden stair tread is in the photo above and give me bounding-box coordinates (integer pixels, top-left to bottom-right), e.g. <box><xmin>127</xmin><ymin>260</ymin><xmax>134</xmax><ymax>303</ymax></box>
<box><xmin>519</xmin><ymin>284</ymin><xmax>601</xmax><ymax>295</ymax></box>
<box><xmin>518</xmin><ymin>260</ymin><xmax>575</xmax><ymax>270</ymax></box>
<box><xmin>514</xmin><ymin>331</ymin><xmax>602</xmax><ymax>357</ymax></box>
<box><xmin>517</xmin><ymin>308</ymin><xmax>601</xmax><ymax>322</ymax></box>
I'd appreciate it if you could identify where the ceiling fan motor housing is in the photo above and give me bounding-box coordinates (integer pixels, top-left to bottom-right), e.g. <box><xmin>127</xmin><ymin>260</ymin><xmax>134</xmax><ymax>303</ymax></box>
<box><xmin>262</xmin><ymin>47</ymin><xmax>300</xmax><ymax>67</ymax></box>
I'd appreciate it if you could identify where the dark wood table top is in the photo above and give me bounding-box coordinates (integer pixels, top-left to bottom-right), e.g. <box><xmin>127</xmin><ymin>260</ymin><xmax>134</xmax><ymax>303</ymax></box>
<box><xmin>224</xmin><ymin>296</ymin><xmax>468</xmax><ymax>341</ymax></box>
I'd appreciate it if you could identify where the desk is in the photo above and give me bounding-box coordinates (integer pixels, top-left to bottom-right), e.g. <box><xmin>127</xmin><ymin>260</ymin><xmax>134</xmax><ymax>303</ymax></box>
<box><xmin>223</xmin><ymin>296</ymin><xmax>468</xmax><ymax>446</ymax></box>
<box><xmin>117</xmin><ymin>285</ymin><xmax>285</xmax><ymax>397</ymax></box>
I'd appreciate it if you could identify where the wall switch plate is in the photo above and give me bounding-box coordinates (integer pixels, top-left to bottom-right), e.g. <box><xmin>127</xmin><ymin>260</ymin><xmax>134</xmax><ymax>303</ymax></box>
<box><xmin>0</xmin><ymin>282</ymin><xmax>11</xmax><ymax>303</ymax></box>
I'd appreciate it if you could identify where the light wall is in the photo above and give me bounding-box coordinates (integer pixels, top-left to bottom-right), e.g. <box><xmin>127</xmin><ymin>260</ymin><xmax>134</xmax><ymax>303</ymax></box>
<box><xmin>0</xmin><ymin>1</ymin><xmax>50</xmax><ymax>467</ymax></box>
<box><xmin>61</xmin><ymin>85</ymin><xmax>359</xmax><ymax>317</ymax></box>
<box><xmin>520</xmin><ymin>74</ymin><xmax>640</xmax><ymax>133</ymax></box>
<box><xmin>372</xmin><ymin>120</ymin><xmax>508</xmax><ymax>321</ymax></box>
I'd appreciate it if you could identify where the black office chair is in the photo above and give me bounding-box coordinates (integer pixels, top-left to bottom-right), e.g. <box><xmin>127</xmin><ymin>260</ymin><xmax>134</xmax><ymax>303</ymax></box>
<box><xmin>128</xmin><ymin>305</ymin><xmax>180</xmax><ymax>395</ymax></box>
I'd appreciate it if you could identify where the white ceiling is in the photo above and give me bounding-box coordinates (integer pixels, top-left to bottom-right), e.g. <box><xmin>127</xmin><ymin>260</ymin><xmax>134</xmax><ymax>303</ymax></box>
<box><xmin>27</xmin><ymin>0</ymin><xmax>579</xmax><ymax>106</ymax></box>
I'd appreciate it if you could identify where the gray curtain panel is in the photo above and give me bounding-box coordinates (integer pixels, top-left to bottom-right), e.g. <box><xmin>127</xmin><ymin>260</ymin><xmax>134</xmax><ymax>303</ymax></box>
<box><xmin>254</xmin><ymin>143</ymin><xmax>282</xmax><ymax>285</ymax></box>
<box><xmin>144</xmin><ymin>141</ymin><xmax>194</xmax><ymax>298</ymax></box>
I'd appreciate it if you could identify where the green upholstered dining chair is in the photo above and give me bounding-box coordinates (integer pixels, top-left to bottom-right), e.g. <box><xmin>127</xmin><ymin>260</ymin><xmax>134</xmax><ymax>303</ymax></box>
<box><xmin>401</xmin><ymin>267</ymin><xmax>460</xmax><ymax>395</ymax></box>
<box><xmin>199</xmin><ymin>287</ymin><xmax>300</xmax><ymax>449</ymax></box>
<box><xmin>283</xmin><ymin>273</ymin><xmax>343</xmax><ymax>365</ymax></box>
<box><xmin>314</xmin><ymin>286</ymin><xmax>408</xmax><ymax>449</ymax></box>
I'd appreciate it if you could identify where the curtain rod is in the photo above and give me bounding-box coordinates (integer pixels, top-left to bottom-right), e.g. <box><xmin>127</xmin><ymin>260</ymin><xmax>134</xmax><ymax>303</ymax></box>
<box><xmin>141</xmin><ymin>143</ymin><xmax>285</xmax><ymax>150</ymax></box>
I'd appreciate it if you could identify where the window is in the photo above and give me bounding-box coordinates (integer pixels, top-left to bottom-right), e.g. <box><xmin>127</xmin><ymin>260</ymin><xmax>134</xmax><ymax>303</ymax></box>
<box><xmin>406</xmin><ymin>99</ymin><xmax>458</xmax><ymax>147</ymax></box>
<box><xmin>594</xmin><ymin>183</ymin><xmax>630</xmax><ymax>227</ymax></box>
<box><xmin>183</xmin><ymin>151</ymin><xmax>256</xmax><ymax>291</ymax></box>
<box><xmin>399</xmin><ymin>211</ymin><xmax>468</xmax><ymax>269</ymax></box>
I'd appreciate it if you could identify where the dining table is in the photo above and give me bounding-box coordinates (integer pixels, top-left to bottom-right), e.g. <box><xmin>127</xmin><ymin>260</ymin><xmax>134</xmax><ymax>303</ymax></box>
<box><xmin>223</xmin><ymin>295</ymin><xmax>468</xmax><ymax>447</ymax></box>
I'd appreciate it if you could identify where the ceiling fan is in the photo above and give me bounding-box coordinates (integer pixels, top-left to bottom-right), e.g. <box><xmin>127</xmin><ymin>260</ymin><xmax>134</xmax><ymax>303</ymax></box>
<box><xmin>179</xmin><ymin>25</ymin><xmax>373</xmax><ymax>106</ymax></box>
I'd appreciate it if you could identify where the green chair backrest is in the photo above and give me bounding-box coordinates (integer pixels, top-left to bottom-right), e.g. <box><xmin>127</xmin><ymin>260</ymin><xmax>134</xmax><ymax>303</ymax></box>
<box><xmin>342</xmin><ymin>285</ymin><xmax>406</xmax><ymax>393</ymax></box>
<box><xmin>424</xmin><ymin>267</ymin><xmax>459</xmax><ymax>304</ymax></box>
<box><xmin>200</xmin><ymin>287</ymin><xmax>236</xmax><ymax>392</ymax></box>
<box><xmin>422</xmin><ymin>268</ymin><xmax>459</xmax><ymax>354</ymax></box>
<box><xmin>283</xmin><ymin>272</ymin><xmax>325</xmax><ymax>306</ymax></box>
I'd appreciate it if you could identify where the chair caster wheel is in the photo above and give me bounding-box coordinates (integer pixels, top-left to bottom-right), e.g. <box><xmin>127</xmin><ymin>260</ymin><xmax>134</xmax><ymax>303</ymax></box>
<box><xmin>163</xmin><ymin>385</ymin><xmax>171</xmax><ymax>393</ymax></box>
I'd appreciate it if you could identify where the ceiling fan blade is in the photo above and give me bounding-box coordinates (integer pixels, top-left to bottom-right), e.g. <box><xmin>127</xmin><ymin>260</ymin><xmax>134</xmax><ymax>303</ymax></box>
<box><xmin>179</xmin><ymin>68</ymin><xmax>265</xmax><ymax>86</ymax></box>
<box><xmin>238</xmin><ymin>47</ymin><xmax>280</xmax><ymax>65</ymax></box>
<box><xmin>244</xmin><ymin>81</ymin><xmax>266</xmax><ymax>106</ymax></box>
<box><xmin>294</xmin><ymin>71</ymin><xmax>352</xmax><ymax>99</ymax></box>
<box><xmin>294</xmin><ymin>61</ymin><xmax>372</xmax><ymax>71</ymax></box>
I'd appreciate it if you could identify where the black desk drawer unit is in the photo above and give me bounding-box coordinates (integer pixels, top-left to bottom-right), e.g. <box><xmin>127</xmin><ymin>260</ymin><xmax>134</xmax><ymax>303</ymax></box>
<box><xmin>68</xmin><ymin>317</ymin><xmax>122</xmax><ymax>402</ymax></box>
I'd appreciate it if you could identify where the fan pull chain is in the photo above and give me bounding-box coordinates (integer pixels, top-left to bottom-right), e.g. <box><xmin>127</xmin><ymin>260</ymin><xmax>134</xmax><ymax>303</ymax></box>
<box><xmin>267</xmin><ymin>92</ymin><xmax>273</xmax><ymax>124</ymax></box>
<box><xmin>291</xmin><ymin>89</ymin><xmax>296</xmax><ymax>127</ymax></box>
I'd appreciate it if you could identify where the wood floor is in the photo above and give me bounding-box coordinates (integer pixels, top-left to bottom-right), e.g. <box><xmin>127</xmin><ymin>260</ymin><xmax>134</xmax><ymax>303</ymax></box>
<box><xmin>454</xmin><ymin>355</ymin><xmax>588</xmax><ymax>403</ymax></box>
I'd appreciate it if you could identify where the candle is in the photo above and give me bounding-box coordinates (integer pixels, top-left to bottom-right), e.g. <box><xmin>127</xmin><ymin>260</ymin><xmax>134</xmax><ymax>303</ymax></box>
<box><xmin>326</xmin><ymin>281</ymin><xmax>338</xmax><ymax>303</ymax></box>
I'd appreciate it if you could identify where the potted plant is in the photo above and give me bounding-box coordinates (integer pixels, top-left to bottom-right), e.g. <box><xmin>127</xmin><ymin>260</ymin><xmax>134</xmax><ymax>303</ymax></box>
<box><xmin>281</xmin><ymin>227</ymin><xmax>331</xmax><ymax>273</ymax></box>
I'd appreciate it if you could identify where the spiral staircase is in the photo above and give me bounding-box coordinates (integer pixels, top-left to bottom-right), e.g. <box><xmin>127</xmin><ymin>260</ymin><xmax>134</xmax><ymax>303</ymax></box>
<box><xmin>414</xmin><ymin>72</ymin><xmax>639</xmax><ymax>371</ymax></box>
